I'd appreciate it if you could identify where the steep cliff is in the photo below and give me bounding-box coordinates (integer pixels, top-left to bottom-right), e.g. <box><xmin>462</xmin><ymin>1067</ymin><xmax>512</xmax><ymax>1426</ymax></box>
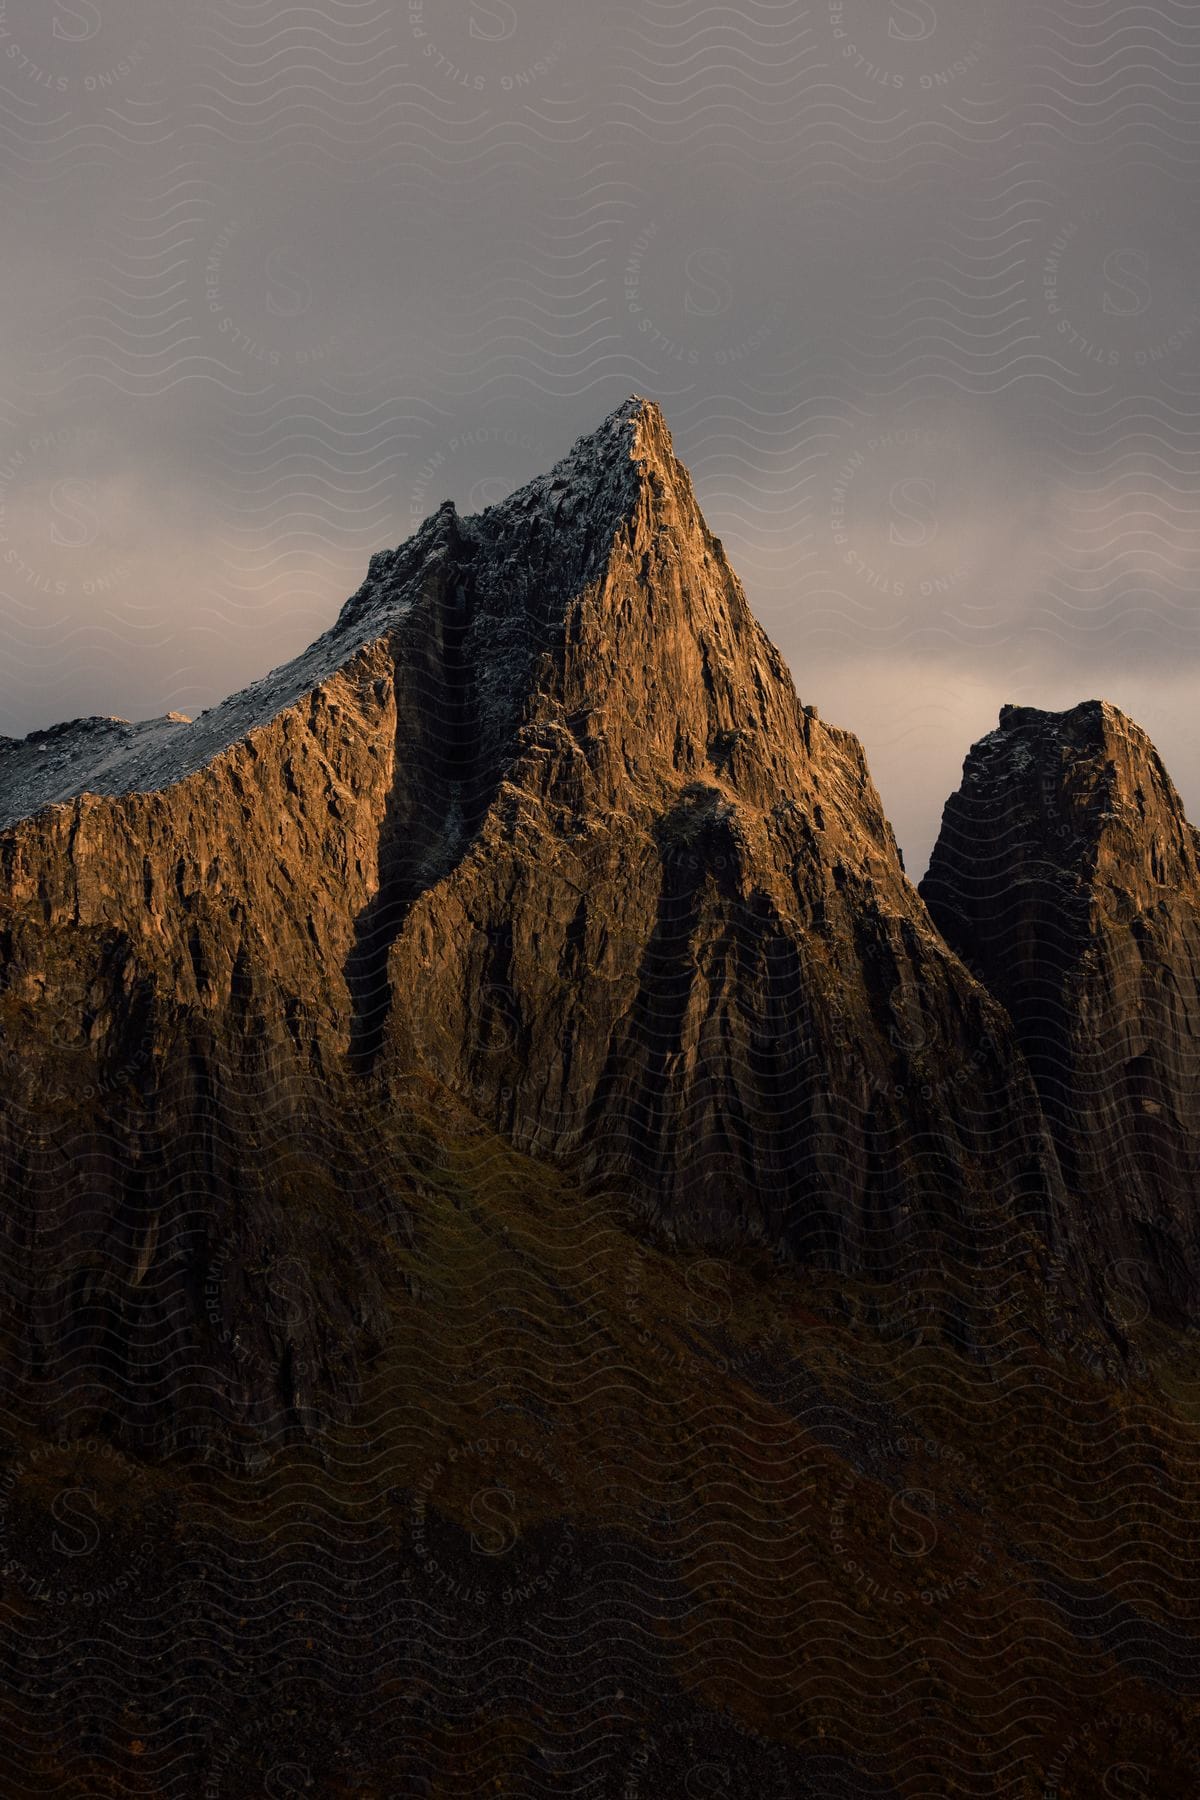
<box><xmin>0</xmin><ymin>401</ymin><xmax>1085</xmax><ymax>1454</ymax></box>
<box><xmin>5</xmin><ymin>407</ymin><xmax>1200</xmax><ymax>1799</ymax></box>
<box><xmin>921</xmin><ymin>700</ymin><xmax>1200</xmax><ymax>1323</ymax></box>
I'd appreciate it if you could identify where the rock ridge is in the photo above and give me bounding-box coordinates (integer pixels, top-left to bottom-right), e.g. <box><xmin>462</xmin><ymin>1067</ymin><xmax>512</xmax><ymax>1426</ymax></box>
<box><xmin>922</xmin><ymin>698</ymin><xmax>1200</xmax><ymax>1322</ymax></box>
<box><xmin>0</xmin><ymin>400</ymin><xmax>1104</xmax><ymax>1457</ymax></box>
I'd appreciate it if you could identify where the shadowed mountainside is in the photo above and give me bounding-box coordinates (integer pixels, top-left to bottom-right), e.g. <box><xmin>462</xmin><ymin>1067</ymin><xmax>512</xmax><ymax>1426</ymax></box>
<box><xmin>0</xmin><ymin>401</ymin><xmax>1198</xmax><ymax>1796</ymax></box>
<box><xmin>922</xmin><ymin>699</ymin><xmax>1200</xmax><ymax>1327</ymax></box>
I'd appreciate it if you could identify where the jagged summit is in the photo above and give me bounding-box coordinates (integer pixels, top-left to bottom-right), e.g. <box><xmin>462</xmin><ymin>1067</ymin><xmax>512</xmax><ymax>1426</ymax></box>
<box><xmin>996</xmin><ymin>694</ymin><xmax>1160</xmax><ymax>750</ymax></box>
<box><xmin>0</xmin><ymin>398</ymin><xmax>1077</xmax><ymax>1320</ymax></box>
<box><xmin>0</xmin><ymin>398</ymin><xmax>682</xmax><ymax>833</ymax></box>
<box><xmin>928</xmin><ymin>697</ymin><xmax>1200</xmax><ymax>893</ymax></box>
<box><xmin>341</xmin><ymin>397</ymin><xmax>686</xmax><ymax>633</ymax></box>
<box><xmin>922</xmin><ymin>700</ymin><xmax>1200</xmax><ymax>1321</ymax></box>
<box><xmin>999</xmin><ymin>697</ymin><xmax>1113</xmax><ymax>723</ymax></box>
<box><xmin>463</xmin><ymin>392</ymin><xmax>661</xmax><ymax>526</ymax></box>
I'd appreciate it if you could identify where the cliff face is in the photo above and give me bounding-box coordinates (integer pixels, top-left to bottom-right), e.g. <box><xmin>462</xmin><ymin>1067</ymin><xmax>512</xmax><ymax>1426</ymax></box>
<box><xmin>359</xmin><ymin>403</ymin><xmax>1069</xmax><ymax>1282</ymax></box>
<box><xmin>8</xmin><ymin>403</ymin><xmax>1200</xmax><ymax>1795</ymax></box>
<box><xmin>0</xmin><ymin>400</ymin><xmax>1084</xmax><ymax>1450</ymax></box>
<box><xmin>0</xmin><ymin>646</ymin><xmax>414</xmax><ymax>1451</ymax></box>
<box><xmin>921</xmin><ymin>700</ymin><xmax>1200</xmax><ymax>1324</ymax></box>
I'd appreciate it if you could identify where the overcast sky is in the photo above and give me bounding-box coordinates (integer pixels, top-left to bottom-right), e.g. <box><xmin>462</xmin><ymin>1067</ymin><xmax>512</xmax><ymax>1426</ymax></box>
<box><xmin>3</xmin><ymin>0</ymin><xmax>1199</xmax><ymax>871</ymax></box>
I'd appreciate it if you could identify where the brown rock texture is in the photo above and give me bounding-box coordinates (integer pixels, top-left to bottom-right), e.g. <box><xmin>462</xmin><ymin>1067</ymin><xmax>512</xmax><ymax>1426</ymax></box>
<box><xmin>0</xmin><ymin>399</ymin><xmax>1085</xmax><ymax>1454</ymax></box>
<box><xmin>366</xmin><ymin>402</ymin><xmax>1068</xmax><ymax>1288</ymax></box>
<box><xmin>6</xmin><ymin>401</ymin><xmax>1200</xmax><ymax>1800</ymax></box>
<box><xmin>921</xmin><ymin>699</ymin><xmax>1200</xmax><ymax>1323</ymax></box>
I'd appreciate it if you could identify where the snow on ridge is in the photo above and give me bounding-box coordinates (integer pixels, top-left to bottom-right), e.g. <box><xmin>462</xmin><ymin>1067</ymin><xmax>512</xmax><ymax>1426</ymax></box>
<box><xmin>463</xmin><ymin>395</ymin><xmax>650</xmax><ymax>530</ymax></box>
<box><xmin>0</xmin><ymin>543</ymin><xmax>433</xmax><ymax>833</ymax></box>
<box><xmin>0</xmin><ymin>400</ymin><xmax>658</xmax><ymax>832</ymax></box>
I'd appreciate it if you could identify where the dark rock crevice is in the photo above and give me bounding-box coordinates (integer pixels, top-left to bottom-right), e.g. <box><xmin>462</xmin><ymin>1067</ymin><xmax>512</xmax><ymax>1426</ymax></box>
<box><xmin>345</xmin><ymin>560</ymin><xmax>494</xmax><ymax>1074</ymax></box>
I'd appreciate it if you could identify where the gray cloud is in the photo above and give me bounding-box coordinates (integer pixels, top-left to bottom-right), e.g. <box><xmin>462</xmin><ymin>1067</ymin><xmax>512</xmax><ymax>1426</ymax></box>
<box><xmin>3</xmin><ymin>0</ymin><xmax>1199</xmax><ymax>872</ymax></box>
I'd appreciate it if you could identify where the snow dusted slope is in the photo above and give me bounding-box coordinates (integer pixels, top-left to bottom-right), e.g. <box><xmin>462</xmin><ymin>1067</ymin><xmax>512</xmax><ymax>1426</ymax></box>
<box><xmin>0</xmin><ymin>397</ymin><xmax>1095</xmax><ymax>1347</ymax></box>
<box><xmin>0</xmin><ymin>397</ymin><xmax>647</xmax><ymax>833</ymax></box>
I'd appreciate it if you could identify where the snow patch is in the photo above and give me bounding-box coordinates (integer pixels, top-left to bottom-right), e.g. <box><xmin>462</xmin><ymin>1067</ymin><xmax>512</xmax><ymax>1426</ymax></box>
<box><xmin>0</xmin><ymin>399</ymin><xmax>657</xmax><ymax>832</ymax></box>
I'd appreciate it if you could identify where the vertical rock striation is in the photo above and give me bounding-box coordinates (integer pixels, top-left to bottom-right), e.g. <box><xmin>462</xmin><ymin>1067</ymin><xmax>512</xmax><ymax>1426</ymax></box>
<box><xmin>921</xmin><ymin>700</ymin><xmax>1200</xmax><ymax>1323</ymax></box>
<box><xmin>0</xmin><ymin>400</ymin><xmax>1089</xmax><ymax>1456</ymax></box>
<box><xmin>367</xmin><ymin>401</ymin><xmax>1070</xmax><ymax>1294</ymax></box>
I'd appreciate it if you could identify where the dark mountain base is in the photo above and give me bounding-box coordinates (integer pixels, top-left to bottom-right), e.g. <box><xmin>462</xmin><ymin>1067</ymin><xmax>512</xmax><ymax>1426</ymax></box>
<box><xmin>2</xmin><ymin>1088</ymin><xmax>1197</xmax><ymax>1799</ymax></box>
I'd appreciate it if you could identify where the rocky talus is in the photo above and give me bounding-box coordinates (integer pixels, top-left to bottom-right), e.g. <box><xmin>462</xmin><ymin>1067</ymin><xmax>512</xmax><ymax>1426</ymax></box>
<box><xmin>921</xmin><ymin>699</ymin><xmax>1200</xmax><ymax>1324</ymax></box>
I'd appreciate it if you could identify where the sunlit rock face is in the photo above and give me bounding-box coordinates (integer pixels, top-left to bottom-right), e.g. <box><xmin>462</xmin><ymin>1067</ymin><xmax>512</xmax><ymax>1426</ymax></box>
<box><xmin>0</xmin><ymin>400</ymin><xmax>1090</xmax><ymax>1456</ymax></box>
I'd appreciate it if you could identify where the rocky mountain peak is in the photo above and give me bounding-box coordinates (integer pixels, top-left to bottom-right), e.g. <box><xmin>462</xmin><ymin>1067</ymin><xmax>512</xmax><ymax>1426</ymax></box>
<box><xmin>3</xmin><ymin>404</ymin><xmax>1198</xmax><ymax>1798</ymax></box>
<box><xmin>0</xmin><ymin>399</ymin><xmax>698</xmax><ymax>833</ymax></box>
<box><xmin>340</xmin><ymin>395</ymin><xmax>683</xmax><ymax>623</ymax></box>
<box><xmin>964</xmin><ymin>699</ymin><xmax>1200</xmax><ymax>891</ymax></box>
<box><xmin>0</xmin><ymin>399</ymin><xmax>1079</xmax><ymax>1364</ymax></box>
<box><xmin>922</xmin><ymin>700</ymin><xmax>1200</xmax><ymax>1322</ymax></box>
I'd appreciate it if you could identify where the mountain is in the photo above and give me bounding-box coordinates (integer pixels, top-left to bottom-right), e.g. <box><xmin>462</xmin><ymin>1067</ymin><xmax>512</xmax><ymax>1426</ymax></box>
<box><xmin>921</xmin><ymin>699</ymin><xmax>1200</xmax><ymax>1325</ymax></box>
<box><xmin>3</xmin><ymin>402</ymin><xmax>1199</xmax><ymax>1797</ymax></box>
<box><xmin>0</xmin><ymin>399</ymin><xmax>1093</xmax><ymax>1460</ymax></box>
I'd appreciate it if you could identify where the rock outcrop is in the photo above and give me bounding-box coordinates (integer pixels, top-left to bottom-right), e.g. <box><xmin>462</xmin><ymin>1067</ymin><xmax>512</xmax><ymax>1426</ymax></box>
<box><xmin>5</xmin><ymin>404</ymin><xmax>1200</xmax><ymax>1798</ymax></box>
<box><xmin>0</xmin><ymin>400</ymin><xmax>1087</xmax><ymax>1451</ymax></box>
<box><xmin>921</xmin><ymin>700</ymin><xmax>1200</xmax><ymax>1324</ymax></box>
